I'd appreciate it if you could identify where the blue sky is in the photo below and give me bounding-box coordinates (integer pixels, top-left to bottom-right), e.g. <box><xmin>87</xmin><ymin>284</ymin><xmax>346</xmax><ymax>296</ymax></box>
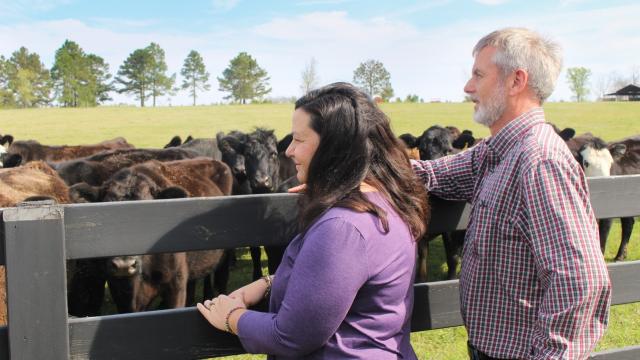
<box><xmin>1</xmin><ymin>0</ymin><xmax>639</xmax><ymax>105</ymax></box>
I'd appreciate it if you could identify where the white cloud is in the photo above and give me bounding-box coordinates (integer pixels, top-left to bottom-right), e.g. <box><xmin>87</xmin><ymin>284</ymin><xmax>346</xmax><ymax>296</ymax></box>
<box><xmin>474</xmin><ymin>0</ymin><xmax>510</xmax><ymax>5</ymax></box>
<box><xmin>212</xmin><ymin>0</ymin><xmax>240</xmax><ymax>11</ymax></box>
<box><xmin>1</xmin><ymin>3</ymin><xmax>638</xmax><ymax>105</ymax></box>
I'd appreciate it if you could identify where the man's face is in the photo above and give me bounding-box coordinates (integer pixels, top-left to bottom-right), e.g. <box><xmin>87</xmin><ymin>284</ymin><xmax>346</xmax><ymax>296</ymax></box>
<box><xmin>464</xmin><ymin>46</ymin><xmax>507</xmax><ymax>127</ymax></box>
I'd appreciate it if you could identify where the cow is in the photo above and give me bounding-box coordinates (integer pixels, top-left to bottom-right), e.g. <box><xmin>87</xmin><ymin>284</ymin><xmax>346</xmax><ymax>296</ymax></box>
<box><xmin>68</xmin><ymin>158</ymin><xmax>233</xmax><ymax>314</ymax></box>
<box><xmin>398</xmin><ymin>133</ymin><xmax>421</xmax><ymax>160</ymax></box>
<box><xmin>2</xmin><ymin>137</ymin><xmax>134</xmax><ymax>167</ymax></box>
<box><xmin>164</xmin><ymin>135</ymin><xmax>220</xmax><ymax>159</ymax></box>
<box><xmin>576</xmin><ymin>135</ymin><xmax>639</xmax><ymax>261</ymax></box>
<box><xmin>54</xmin><ymin>147</ymin><xmax>201</xmax><ymax>187</ymax></box>
<box><xmin>0</xmin><ymin>161</ymin><xmax>71</xmax><ymax>324</ymax></box>
<box><xmin>416</xmin><ymin>125</ymin><xmax>454</xmax><ymax>161</ymax></box>
<box><xmin>0</xmin><ymin>134</ymin><xmax>13</xmax><ymax>167</ymax></box>
<box><xmin>217</xmin><ymin>128</ymin><xmax>281</xmax><ymax>280</ymax></box>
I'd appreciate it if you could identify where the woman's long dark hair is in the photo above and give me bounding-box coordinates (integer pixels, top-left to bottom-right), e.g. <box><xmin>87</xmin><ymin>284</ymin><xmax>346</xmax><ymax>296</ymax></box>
<box><xmin>296</xmin><ymin>82</ymin><xmax>429</xmax><ymax>239</ymax></box>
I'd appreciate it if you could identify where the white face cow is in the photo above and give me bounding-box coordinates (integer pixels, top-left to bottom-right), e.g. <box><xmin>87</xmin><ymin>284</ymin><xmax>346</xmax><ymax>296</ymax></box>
<box><xmin>0</xmin><ymin>144</ymin><xmax>7</xmax><ymax>167</ymax></box>
<box><xmin>579</xmin><ymin>145</ymin><xmax>614</xmax><ymax>177</ymax></box>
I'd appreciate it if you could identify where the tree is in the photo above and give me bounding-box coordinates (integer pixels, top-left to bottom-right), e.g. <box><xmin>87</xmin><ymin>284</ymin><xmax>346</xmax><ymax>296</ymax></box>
<box><xmin>4</xmin><ymin>47</ymin><xmax>52</xmax><ymax>108</ymax></box>
<box><xmin>352</xmin><ymin>59</ymin><xmax>392</xmax><ymax>97</ymax></box>
<box><xmin>0</xmin><ymin>56</ymin><xmax>13</xmax><ymax>107</ymax></box>
<box><xmin>51</xmin><ymin>41</ymin><xmax>114</xmax><ymax>107</ymax></box>
<box><xmin>180</xmin><ymin>50</ymin><xmax>210</xmax><ymax>106</ymax></box>
<box><xmin>380</xmin><ymin>84</ymin><xmax>394</xmax><ymax>102</ymax></box>
<box><xmin>218</xmin><ymin>52</ymin><xmax>271</xmax><ymax>104</ymax></box>
<box><xmin>146</xmin><ymin>43</ymin><xmax>175</xmax><ymax>107</ymax></box>
<box><xmin>566</xmin><ymin>67</ymin><xmax>591</xmax><ymax>102</ymax></box>
<box><xmin>300</xmin><ymin>57</ymin><xmax>319</xmax><ymax>94</ymax></box>
<box><xmin>405</xmin><ymin>94</ymin><xmax>420</xmax><ymax>103</ymax></box>
<box><xmin>86</xmin><ymin>54</ymin><xmax>114</xmax><ymax>104</ymax></box>
<box><xmin>115</xmin><ymin>48</ymin><xmax>153</xmax><ymax>107</ymax></box>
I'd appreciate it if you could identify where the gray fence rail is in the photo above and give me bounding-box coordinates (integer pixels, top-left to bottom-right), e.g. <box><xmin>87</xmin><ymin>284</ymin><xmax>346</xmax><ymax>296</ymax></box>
<box><xmin>0</xmin><ymin>175</ymin><xmax>639</xmax><ymax>359</ymax></box>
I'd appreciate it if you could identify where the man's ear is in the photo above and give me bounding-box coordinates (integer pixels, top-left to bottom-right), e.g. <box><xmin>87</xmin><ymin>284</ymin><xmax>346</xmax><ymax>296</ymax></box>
<box><xmin>509</xmin><ymin>68</ymin><xmax>529</xmax><ymax>96</ymax></box>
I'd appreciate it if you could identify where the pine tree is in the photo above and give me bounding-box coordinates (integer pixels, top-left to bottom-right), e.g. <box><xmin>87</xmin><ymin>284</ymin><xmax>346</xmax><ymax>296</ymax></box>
<box><xmin>146</xmin><ymin>43</ymin><xmax>175</xmax><ymax>107</ymax></box>
<box><xmin>180</xmin><ymin>50</ymin><xmax>210</xmax><ymax>106</ymax></box>
<box><xmin>218</xmin><ymin>52</ymin><xmax>271</xmax><ymax>104</ymax></box>
<box><xmin>115</xmin><ymin>48</ymin><xmax>153</xmax><ymax>107</ymax></box>
<box><xmin>4</xmin><ymin>47</ymin><xmax>52</xmax><ymax>108</ymax></box>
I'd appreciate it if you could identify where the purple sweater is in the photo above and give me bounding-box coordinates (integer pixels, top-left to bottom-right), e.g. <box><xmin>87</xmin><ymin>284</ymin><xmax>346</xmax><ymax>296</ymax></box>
<box><xmin>237</xmin><ymin>192</ymin><xmax>418</xmax><ymax>359</ymax></box>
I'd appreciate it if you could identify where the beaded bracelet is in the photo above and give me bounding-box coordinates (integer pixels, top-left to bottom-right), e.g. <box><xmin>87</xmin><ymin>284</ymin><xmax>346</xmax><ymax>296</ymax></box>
<box><xmin>225</xmin><ymin>306</ymin><xmax>245</xmax><ymax>334</ymax></box>
<box><xmin>262</xmin><ymin>275</ymin><xmax>273</xmax><ymax>299</ymax></box>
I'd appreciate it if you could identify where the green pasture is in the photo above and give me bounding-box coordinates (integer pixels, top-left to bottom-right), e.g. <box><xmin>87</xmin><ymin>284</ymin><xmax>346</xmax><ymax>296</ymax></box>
<box><xmin>1</xmin><ymin>102</ymin><xmax>638</xmax><ymax>359</ymax></box>
<box><xmin>1</xmin><ymin>101</ymin><xmax>639</xmax><ymax>147</ymax></box>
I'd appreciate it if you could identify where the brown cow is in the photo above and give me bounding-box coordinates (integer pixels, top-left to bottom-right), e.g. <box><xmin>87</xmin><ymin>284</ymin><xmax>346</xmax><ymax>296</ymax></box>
<box><xmin>54</xmin><ymin>147</ymin><xmax>201</xmax><ymax>187</ymax></box>
<box><xmin>0</xmin><ymin>161</ymin><xmax>71</xmax><ymax>324</ymax></box>
<box><xmin>68</xmin><ymin>158</ymin><xmax>233</xmax><ymax>313</ymax></box>
<box><xmin>3</xmin><ymin>137</ymin><xmax>134</xmax><ymax>167</ymax></box>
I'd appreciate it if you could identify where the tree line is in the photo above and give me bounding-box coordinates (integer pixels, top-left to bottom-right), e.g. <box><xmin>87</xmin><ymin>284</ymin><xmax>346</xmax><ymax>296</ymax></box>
<box><xmin>0</xmin><ymin>39</ymin><xmax>406</xmax><ymax>108</ymax></box>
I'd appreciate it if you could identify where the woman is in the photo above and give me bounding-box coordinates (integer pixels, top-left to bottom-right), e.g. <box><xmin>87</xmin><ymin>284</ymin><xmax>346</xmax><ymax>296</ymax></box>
<box><xmin>197</xmin><ymin>82</ymin><xmax>429</xmax><ymax>359</ymax></box>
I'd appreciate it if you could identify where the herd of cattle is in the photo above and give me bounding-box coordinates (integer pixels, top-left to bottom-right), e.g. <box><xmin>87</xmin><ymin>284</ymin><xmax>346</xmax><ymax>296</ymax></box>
<box><xmin>0</xmin><ymin>122</ymin><xmax>637</xmax><ymax>323</ymax></box>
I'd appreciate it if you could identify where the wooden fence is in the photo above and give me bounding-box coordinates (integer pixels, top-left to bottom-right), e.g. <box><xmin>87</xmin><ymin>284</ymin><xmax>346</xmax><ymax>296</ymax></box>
<box><xmin>0</xmin><ymin>175</ymin><xmax>639</xmax><ymax>359</ymax></box>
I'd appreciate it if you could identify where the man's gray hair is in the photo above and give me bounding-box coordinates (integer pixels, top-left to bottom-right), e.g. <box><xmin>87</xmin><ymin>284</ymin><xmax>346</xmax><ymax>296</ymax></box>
<box><xmin>473</xmin><ymin>27</ymin><xmax>562</xmax><ymax>103</ymax></box>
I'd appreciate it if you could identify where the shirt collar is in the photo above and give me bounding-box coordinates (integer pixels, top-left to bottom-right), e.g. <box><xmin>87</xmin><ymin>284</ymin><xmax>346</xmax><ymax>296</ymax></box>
<box><xmin>486</xmin><ymin>107</ymin><xmax>546</xmax><ymax>159</ymax></box>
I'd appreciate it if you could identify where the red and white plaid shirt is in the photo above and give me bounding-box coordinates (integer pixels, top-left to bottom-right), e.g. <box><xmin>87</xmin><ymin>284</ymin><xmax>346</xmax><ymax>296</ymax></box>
<box><xmin>412</xmin><ymin>108</ymin><xmax>611</xmax><ymax>359</ymax></box>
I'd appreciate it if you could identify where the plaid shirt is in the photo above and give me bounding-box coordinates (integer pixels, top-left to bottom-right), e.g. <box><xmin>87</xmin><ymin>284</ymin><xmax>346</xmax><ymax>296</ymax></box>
<box><xmin>412</xmin><ymin>108</ymin><xmax>611</xmax><ymax>359</ymax></box>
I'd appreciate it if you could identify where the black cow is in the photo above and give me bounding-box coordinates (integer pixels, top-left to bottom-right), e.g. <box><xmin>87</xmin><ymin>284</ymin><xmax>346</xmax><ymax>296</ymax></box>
<box><xmin>68</xmin><ymin>158</ymin><xmax>232</xmax><ymax>314</ymax></box>
<box><xmin>577</xmin><ymin>135</ymin><xmax>639</xmax><ymax>261</ymax></box>
<box><xmin>417</xmin><ymin>125</ymin><xmax>454</xmax><ymax>161</ymax></box>
<box><xmin>217</xmin><ymin>129</ymin><xmax>282</xmax><ymax>280</ymax></box>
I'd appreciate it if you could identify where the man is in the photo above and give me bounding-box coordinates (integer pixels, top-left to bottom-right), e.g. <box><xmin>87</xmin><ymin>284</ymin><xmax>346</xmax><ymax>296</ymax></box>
<box><xmin>411</xmin><ymin>28</ymin><xmax>611</xmax><ymax>359</ymax></box>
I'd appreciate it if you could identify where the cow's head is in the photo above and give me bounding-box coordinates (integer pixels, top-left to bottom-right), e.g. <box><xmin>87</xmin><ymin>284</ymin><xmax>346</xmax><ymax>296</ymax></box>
<box><xmin>164</xmin><ymin>135</ymin><xmax>182</xmax><ymax>148</ymax></box>
<box><xmin>0</xmin><ymin>134</ymin><xmax>14</xmax><ymax>167</ymax></box>
<box><xmin>417</xmin><ymin>125</ymin><xmax>454</xmax><ymax>160</ymax></box>
<box><xmin>244</xmin><ymin>128</ymin><xmax>279</xmax><ymax>193</ymax></box>
<box><xmin>577</xmin><ymin>137</ymin><xmax>626</xmax><ymax>177</ymax></box>
<box><xmin>217</xmin><ymin>131</ymin><xmax>247</xmax><ymax>182</ymax></box>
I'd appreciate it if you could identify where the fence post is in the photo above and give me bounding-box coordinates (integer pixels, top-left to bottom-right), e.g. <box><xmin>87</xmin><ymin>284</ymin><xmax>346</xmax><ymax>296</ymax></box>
<box><xmin>3</xmin><ymin>202</ymin><xmax>69</xmax><ymax>359</ymax></box>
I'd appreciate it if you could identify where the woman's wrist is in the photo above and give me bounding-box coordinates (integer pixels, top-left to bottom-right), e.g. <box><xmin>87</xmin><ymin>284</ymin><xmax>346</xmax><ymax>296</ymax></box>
<box><xmin>227</xmin><ymin>307</ymin><xmax>247</xmax><ymax>335</ymax></box>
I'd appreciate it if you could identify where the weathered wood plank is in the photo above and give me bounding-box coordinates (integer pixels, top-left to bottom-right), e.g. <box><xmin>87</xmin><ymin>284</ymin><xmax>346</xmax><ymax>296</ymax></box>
<box><xmin>3</xmin><ymin>204</ymin><xmax>70</xmax><ymax>359</ymax></box>
<box><xmin>590</xmin><ymin>345</ymin><xmax>640</xmax><ymax>360</ymax></box>
<box><xmin>589</xmin><ymin>175</ymin><xmax>640</xmax><ymax>219</ymax></box>
<box><xmin>64</xmin><ymin>193</ymin><xmax>299</xmax><ymax>259</ymax></box>
<box><xmin>608</xmin><ymin>261</ymin><xmax>640</xmax><ymax>305</ymax></box>
<box><xmin>68</xmin><ymin>308</ymin><xmax>244</xmax><ymax>360</ymax></box>
<box><xmin>62</xmin><ymin>261</ymin><xmax>640</xmax><ymax>359</ymax></box>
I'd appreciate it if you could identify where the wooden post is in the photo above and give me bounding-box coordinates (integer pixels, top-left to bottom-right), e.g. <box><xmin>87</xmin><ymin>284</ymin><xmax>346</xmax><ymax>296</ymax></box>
<box><xmin>3</xmin><ymin>202</ymin><xmax>69</xmax><ymax>359</ymax></box>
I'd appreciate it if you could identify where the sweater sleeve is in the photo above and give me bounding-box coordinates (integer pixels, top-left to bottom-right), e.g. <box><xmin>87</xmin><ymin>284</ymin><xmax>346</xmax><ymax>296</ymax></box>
<box><xmin>236</xmin><ymin>217</ymin><xmax>369</xmax><ymax>357</ymax></box>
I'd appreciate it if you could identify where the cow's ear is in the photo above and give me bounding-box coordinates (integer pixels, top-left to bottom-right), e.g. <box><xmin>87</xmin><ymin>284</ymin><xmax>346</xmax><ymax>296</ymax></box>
<box><xmin>155</xmin><ymin>186</ymin><xmax>188</xmax><ymax>199</ymax></box>
<box><xmin>3</xmin><ymin>154</ymin><xmax>22</xmax><ymax>168</ymax></box>
<box><xmin>184</xmin><ymin>135</ymin><xmax>194</xmax><ymax>143</ymax></box>
<box><xmin>69</xmin><ymin>182</ymin><xmax>102</xmax><ymax>203</ymax></box>
<box><xmin>0</xmin><ymin>135</ymin><xmax>13</xmax><ymax>146</ymax></box>
<box><xmin>558</xmin><ymin>128</ymin><xmax>576</xmax><ymax>141</ymax></box>
<box><xmin>609</xmin><ymin>143</ymin><xmax>627</xmax><ymax>160</ymax></box>
<box><xmin>164</xmin><ymin>135</ymin><xmax>182</xmax><ymax>148</ymax></box>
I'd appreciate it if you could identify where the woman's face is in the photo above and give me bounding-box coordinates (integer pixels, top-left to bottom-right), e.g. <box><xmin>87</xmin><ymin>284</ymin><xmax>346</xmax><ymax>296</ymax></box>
<box><xmin>285</xmin><ymin>108</ymin><xmax>320</xmax><ymax>184</ymax></box>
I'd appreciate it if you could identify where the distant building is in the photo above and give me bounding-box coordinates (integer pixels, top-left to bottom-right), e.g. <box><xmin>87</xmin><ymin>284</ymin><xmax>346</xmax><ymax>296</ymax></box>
<box><xmin>605</xmin><ymin>84</ymin><xmax>640</xmax><ymax>101</ymax></box>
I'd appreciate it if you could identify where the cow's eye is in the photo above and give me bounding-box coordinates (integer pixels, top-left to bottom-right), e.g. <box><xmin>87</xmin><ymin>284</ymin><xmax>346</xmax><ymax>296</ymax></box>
<box><xmin>583</xmin><ymin>160</ymin><xmax>589</xmax><ymax>168</ymax></box>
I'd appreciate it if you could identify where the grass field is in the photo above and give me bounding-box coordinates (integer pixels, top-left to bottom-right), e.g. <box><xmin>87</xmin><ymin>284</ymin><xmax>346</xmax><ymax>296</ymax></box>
<box><xmin>1</xmin><ymin>102</ymin><xmax>638</xmax><ymax>359</ymax></box>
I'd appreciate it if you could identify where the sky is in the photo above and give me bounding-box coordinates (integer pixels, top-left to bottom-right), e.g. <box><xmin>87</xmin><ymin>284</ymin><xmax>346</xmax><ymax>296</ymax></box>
<box><xmin>0</xmin><ymin>0</ymin><xmax>639</xmax><ymax>106</ymax></box>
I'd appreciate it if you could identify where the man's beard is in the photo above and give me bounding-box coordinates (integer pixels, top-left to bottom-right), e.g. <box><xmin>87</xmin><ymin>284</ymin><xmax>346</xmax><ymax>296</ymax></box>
<box><xmin>472</xmin><ymin>83</ymin><xmax>506</xmax><ymax>127</ymax></box>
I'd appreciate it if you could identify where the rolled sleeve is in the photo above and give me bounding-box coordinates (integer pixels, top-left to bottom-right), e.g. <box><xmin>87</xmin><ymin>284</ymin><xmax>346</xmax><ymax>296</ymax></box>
<box><xmin>411</xmin><ymin>144</ymin><xmax>482</xmax><ymax>202</ymax></box>
<box><xmin>521</xmin><ymin>159</ymin><xmax>611</xmax><ymax>359</ymax></box>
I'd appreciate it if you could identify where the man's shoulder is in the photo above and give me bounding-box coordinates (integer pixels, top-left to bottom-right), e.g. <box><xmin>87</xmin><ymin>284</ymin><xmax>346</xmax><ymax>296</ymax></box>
<box><xmin>516</xmin><ymin>122</ymin><xmax>576</xmax><ymax>169</ymax></box>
